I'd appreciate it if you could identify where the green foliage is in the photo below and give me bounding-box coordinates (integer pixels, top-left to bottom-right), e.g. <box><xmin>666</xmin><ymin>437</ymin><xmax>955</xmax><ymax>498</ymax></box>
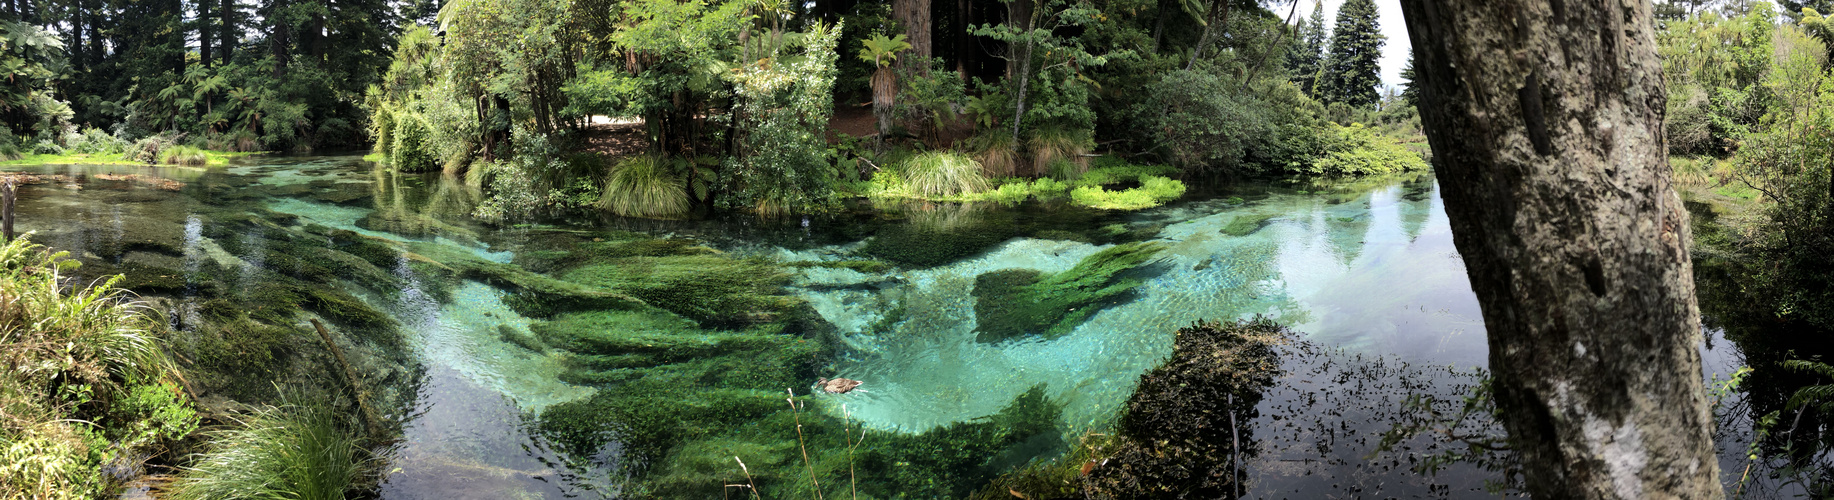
<box><xmin>901</xmin><ymin>150</ymin><xmax>991</xmax><ymax>196</ymax></box>
<box><xmin>63</xmin><ymin>127</ymin><xmax>126</xmax><ymax>155</ymax></box>
<box><xmin>856</xmin><ymin>33</ymin><xmax>911</xmax><ymax>68</ymax></box>
<box><xmin>1285</xmin><ymin>2</ymin><xmax>1328</xmax><ymax>97</ymax></box>
<box><xmin>1068</xmin><ymin>176</ymin><xmax>1186</xmax><ymax>210</ymax></box>
<box><xmin>1305</xmin><ymin>123</ymin><xmax>1430</xmax><ymax>176</ymax></box>
<box><xmin>161</xmin><ymin>145</ymin><xmax>209</xmax><ymax>166</ymax></box>
<box><xmin>168</xmin><ymin>396</ymin><xmax>371</xmax><ymax>500</ymax></box>
<box><xmin>973</xmin><ymin>242</ymin><xmax>1165</xmax><ymax>342</ymax></box>
<box><xmin>599</xmin><ymin>155</ymin><xmax>690</xmax><ymax>218</ymax></box>
<box><xmin>389</xmin><ymin>112</ymin><xmax>437</xmax><ymax>173</ymax></box>
<box><xmin>720</xmin><ymin>22</ymin><xmax>844</xmax><ymax>214</ymax></box>
<box><xmin>0</xmin><ymin>234</ymin><xmax>191</xmax><ymax>498</ymax></box>
<box><xmin>1319</xmin><ymin>0</ymin><xmax>1386</xmax><ymax>108</ymax></box>
<box><xmin>1725</xmin><ymin>50</ymin><xmax>1834</xmax><ymax>329</ymax></box>
<box><xmin>0</xmin><ymin>21</ymin><xmax>71</xmax><ymax>139</ymax></box>
<box><xmin>1136</xmin><ymin>63</ymin><xmax>1326</xmax><ymax>173</ymax></box>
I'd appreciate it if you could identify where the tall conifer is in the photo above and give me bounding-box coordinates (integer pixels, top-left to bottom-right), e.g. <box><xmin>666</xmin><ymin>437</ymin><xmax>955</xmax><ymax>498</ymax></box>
<box><xmin>1319</xmin><ymin>0</ymin><xmax>1383</xmax><ymax>108</ymax></box>
<box><xmin>1285</xmin><ymin>1</ymin><xmax>1326</xmax><ymax>96</ymax></box>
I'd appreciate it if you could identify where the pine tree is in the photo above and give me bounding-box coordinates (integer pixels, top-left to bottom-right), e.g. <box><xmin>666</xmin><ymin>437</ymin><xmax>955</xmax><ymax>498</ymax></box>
<box><xmin>1285</xmin><ymin>1</ymin><xmax>1325</xmax><ymax>96</ymax></box>
<box><xmin>1319</xmin><ymin>0</ymin><xmax>1383</xmax><ymax>108</ymax></box>
<box><xmin>1399</xmin><ymin>48</ymin><xmax>1417</xmax><ymax>107</ymax></box>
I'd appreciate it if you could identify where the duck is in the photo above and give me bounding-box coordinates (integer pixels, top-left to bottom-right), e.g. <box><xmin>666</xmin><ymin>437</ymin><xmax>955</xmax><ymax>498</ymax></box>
<box><xmin>815</xmin><ymin>377</ymin><xmax>864</xmax><ymax>394</ymax></box>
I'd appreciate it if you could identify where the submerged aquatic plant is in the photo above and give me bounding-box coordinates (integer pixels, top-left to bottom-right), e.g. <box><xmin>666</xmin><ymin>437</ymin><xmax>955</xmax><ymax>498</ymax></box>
<box><xmin>973</xmin><ymin>241</ymin><xmax>1167</xmax><ymax>343</ymax></box>
<box><xmin>168</xmin><ymin>395</ymin><xmax>371</xmax><ymax>500</ymax></box>
<box><xmin>901</xmin><ymin>151</ymin><xmax>990</xmax><ymax>197</ymax></box>
<box><xmin>598</xmin><ymin>155</ymin><xmax>690</xmax><ymax>218</ymax></box>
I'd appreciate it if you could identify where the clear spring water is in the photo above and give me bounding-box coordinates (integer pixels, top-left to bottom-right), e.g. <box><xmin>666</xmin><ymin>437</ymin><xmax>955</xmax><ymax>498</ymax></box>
<box><xmin>0</xmin><ymin>156</ymin><xmax>1779</xmax><ymax>498</ymax></box>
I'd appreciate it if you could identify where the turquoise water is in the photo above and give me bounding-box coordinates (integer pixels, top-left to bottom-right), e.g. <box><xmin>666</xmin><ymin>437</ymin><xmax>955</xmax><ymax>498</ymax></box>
<box><xmin>0</xmin><ymin>156</ymin><xmax>1571</xmax><ymax>498</ymax></box>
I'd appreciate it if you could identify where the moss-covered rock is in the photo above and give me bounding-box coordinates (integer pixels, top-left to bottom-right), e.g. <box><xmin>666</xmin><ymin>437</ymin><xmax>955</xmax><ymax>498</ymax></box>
<box><xmin>1083</xmin><ymin>319</ymin><xmax>1286</xmax><ymax>498</ymax></box>
<box><xmin>973</xmin><ymin>242</ymin><xmax>1166</xmax><ymax>343</ymax></box>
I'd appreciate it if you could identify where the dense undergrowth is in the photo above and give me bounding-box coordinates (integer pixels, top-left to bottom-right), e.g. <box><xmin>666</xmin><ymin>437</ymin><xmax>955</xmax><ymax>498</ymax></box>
<box><xmin>0</xmin><ymin>235</ymin><xmax>196</xmax><ymax>499</ymax></box>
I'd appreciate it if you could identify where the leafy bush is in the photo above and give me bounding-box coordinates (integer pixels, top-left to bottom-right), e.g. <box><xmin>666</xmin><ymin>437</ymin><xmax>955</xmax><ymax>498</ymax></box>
<box><xmin>31</xmin><ymin>140</ymin><xmax>62</xmax><ymax>155</ymax></box>
<box><xmin>902</xmin><ymin>151</ymin><xmax>990</xmax><ymax>197</ymax></box>
<box><xmin>1075</xmin><ymin>158</ymin><xmax>1180</xmax><ymax>187</ymax></box>
<box><xmin>1134</xmin><ymin>64</ymin><xmax>1327</xmax><ymax>173</ymax></box>
<box><xmin>719</xmin><ymin>23</ymin><xmax>843</xmax><ymax>214</ymax></box>
<box><xmin>0</xmin><ymin>235</ymin><xmax>190</xmax><ymax>498</ymax></box>
<box><xmin>389</xmin><ymin>112</ymin><xmax>437</xmax><ymax>173</ymax></box>
<box><xmin>1305</xmin><ymin>123</ymin><xmax>1429</xmax><ymax>176</ymax></box>
<box><xmin>64</xmin><ymin>127</ymin><xmax>127</xmax><ymax>155</ymax></box>
<box><xmin>598</xmin><ymin>155</ymin><xmax>689</xmax><ymax>218</ymax></box>
<box><xmin>124</xmin><ymin>135</ymin><xmax>177</xmax><ymax>163</ymax></box>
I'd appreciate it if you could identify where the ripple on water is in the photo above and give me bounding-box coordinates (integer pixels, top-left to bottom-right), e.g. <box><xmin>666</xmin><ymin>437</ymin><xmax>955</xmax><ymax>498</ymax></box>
<box><xmin>794</xmin><ymin>181</ymin><xmax>1486</xmax><ymax>438</ymax></box>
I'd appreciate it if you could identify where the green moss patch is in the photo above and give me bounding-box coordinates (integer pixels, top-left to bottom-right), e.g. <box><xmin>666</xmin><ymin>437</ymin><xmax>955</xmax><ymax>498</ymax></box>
<box><xmin>559</xmin><ymin>255</ymin><xmax>794</xmax><ymax>328</ymax></box>
<box><xmin>973</xmin><ymin>242</ymin><xmax>1166</xmax><ymax>343</ymax></box>
<box><xmin>785</xmin><ymin>259</ymin><xmax>895</xmax><ymax>274</ymax></box>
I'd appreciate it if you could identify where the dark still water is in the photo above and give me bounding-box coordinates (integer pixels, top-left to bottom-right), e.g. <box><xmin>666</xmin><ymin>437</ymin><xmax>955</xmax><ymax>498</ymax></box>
<box><xmin>0</xmin><ymin>156</ymin><xmax>1784</xmax><ymax>498</ymax></box>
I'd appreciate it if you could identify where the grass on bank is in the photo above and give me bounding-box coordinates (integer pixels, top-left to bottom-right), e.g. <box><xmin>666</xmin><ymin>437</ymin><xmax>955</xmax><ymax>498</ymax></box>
<box><xmin>858</xmin><ymin>154</ymin><xmax>1189</xmax><ymax>210</ymax></box>
<box><xmin>0</xmin><ymin>234</ymin><xmax>199</xmax><ymax>499</ymax></box>
<box><xmin>0</xmin><ymin>149</ymin><xmax>254</xmax><ymax>168</ymax></box>
<box><xmin>167</xmin><ymin>394</ymin><xmax>371</xmax><ymax>500</ymax></box>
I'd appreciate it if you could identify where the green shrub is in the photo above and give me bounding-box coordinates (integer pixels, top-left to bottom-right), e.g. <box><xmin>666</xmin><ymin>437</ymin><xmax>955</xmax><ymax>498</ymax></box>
<box><xmin>161</xmin><ymin>145</ymin><xmax>209</xmax><ymax>166</ymax></box>
<box><xmin>168</xmin><ymin>397</ymin><xmax>370</xmax><ymax>500</ymax></box>
<box><xmin>369</xmin><ymin>104</ymin><xmax>395</xmax><ymax>157</ymax></box>
<box><xmin>902</xmin><ymin>151</ymin><xmax>990</xmax><ymax>197</ymax></box>
<box><xmin>389</xmin><ymin>112</ymin><xmax>437</xmax><ymax>173</ymax></box>
<box><xmin>0</xmin><ymin>235</ymin><xmax>187</xmax><ymax>498</ymax></box>
<box><xmin>1133</xmin><ymin>64</ymin><xmax>1327</xmax><ymax>174</ymax></box>
<box><xmin>65</xmin><ymin>128</ymin><xmax>127</xmax><ymax>155</ymax></box>
<box><xmin>32</xmin><ymin>140</ymin><xmax>63</xmax><ymax>155</ymax></box>
<box><xmin>1306</xmin><ymin>123</ymin><xmax>1430</xmax><ymax>175</ymax></box>
<box><xmin>598</xmin><ymin>155</ymin><xmax>689</xmax><ymax>218</ymax></box>
<box><xmin>1030</xmin><ymin>176</ymin><xmax>1070</xmax><ymax>196</ymax></box>
<box><xmin>125</xmin><ymin>135</ymin><xmax>177</xmax><ymax>163</ymax></box>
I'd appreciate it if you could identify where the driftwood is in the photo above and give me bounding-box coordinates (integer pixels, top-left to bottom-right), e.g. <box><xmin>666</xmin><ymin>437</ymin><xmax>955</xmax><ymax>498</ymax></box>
<box><xmin>309</xmin><ymin>318</ymin><xmax>384</xmax><ymax>439</ymax></box>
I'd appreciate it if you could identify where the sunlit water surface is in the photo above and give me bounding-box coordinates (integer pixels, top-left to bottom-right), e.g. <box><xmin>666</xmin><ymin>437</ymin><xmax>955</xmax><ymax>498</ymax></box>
<box><xmin>0</xmin><ymin>156</ymin><xmax>1776</xmax><ymax>498</ymax></box>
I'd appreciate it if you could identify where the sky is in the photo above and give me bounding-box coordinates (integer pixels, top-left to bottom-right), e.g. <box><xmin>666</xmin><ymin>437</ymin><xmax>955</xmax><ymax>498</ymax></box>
<box><xmin>1303</xmin><ymin>0</ymin><xmax>1412</xmax><ymax>92</ymax></box>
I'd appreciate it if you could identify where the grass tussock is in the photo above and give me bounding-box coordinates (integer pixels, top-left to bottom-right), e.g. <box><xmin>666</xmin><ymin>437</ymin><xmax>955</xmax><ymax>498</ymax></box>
<box><xmin>598</xmin><ymin>155</ymin><xmax>690</xmax><ymax>218</ymax></box>
<box><xmin>168</xmin><ymin>395</ymin><xmax>370</xmax><ymax>500</ymax></box>
<box><xmin>1029</xmin><ymin>126</ymin><xmax>1092</xmax><ymax>178</ymax></box>
<box><xmin>901</xmin><ymin>151</ymin><xmax>990</xmax><ymax>197</ymax></box>
<box><xmin>161</xmin><ymin>145</ymin><xmax>210</xmax><ymax>167</ymax></box>
<box><xmin>967</xmin><ymin>132</ymin><xmax>1018</xmax><ymax>178</ymax></box>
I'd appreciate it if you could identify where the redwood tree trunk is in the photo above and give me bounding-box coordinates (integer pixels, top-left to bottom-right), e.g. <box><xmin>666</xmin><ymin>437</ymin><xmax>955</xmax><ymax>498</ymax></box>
<box><xmin>892</xmin><ymin>0</ymin><xmax>931</xmax><ymax>74</ymax></box>
<box><xmin>1398</xmin><ymin>0</ymin><xmax>1722</xmax><ymax>497</ymax></box>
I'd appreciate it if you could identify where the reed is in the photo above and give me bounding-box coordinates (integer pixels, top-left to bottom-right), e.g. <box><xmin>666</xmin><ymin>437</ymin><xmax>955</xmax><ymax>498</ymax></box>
<box><xmin>901</xmin><ymin>151</ymin><xmax>990</xmax><ymax>197</ymax></box>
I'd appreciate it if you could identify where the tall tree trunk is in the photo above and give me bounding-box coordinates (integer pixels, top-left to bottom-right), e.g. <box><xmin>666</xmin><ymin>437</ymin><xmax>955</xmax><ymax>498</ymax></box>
<box><xmin>892</xmin><ymin>0</ymin><xmax>931</xmax><ymax>75</ymax></box>
<box><xmin>1186</xmin><ymin>0</ymin><xmax>1227</xmax><ymax>71</ymax></box>
<box><xmin>199</xmin><ymin>0</ymin><xmax>212</xmax><ymax>67</ymax></box>
<box><xmin>87</xmin><ymin>0</ymin><xmax>103</xmax><ymax>64</ymax></box>
<box><xmin>221</xmin><ymin>0</ymin><xmax>234</xmax><ymax>64</ymax></box>
<box><xmin>1004</xmin><ymin>0</ymin><xmax>1031</xmax><ymax>79</ymax></box>
<box><xmin>1398</xmin><ymin>1</ymin><xmax>1722</xmax><ymax>497</ymax></box>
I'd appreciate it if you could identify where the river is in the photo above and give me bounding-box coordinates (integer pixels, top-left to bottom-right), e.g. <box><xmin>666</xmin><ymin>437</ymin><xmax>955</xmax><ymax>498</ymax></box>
<box><xmin>0</xmin><ymin>155</ymin><xmax>1789</xmax><ymax>498</ymax></box>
